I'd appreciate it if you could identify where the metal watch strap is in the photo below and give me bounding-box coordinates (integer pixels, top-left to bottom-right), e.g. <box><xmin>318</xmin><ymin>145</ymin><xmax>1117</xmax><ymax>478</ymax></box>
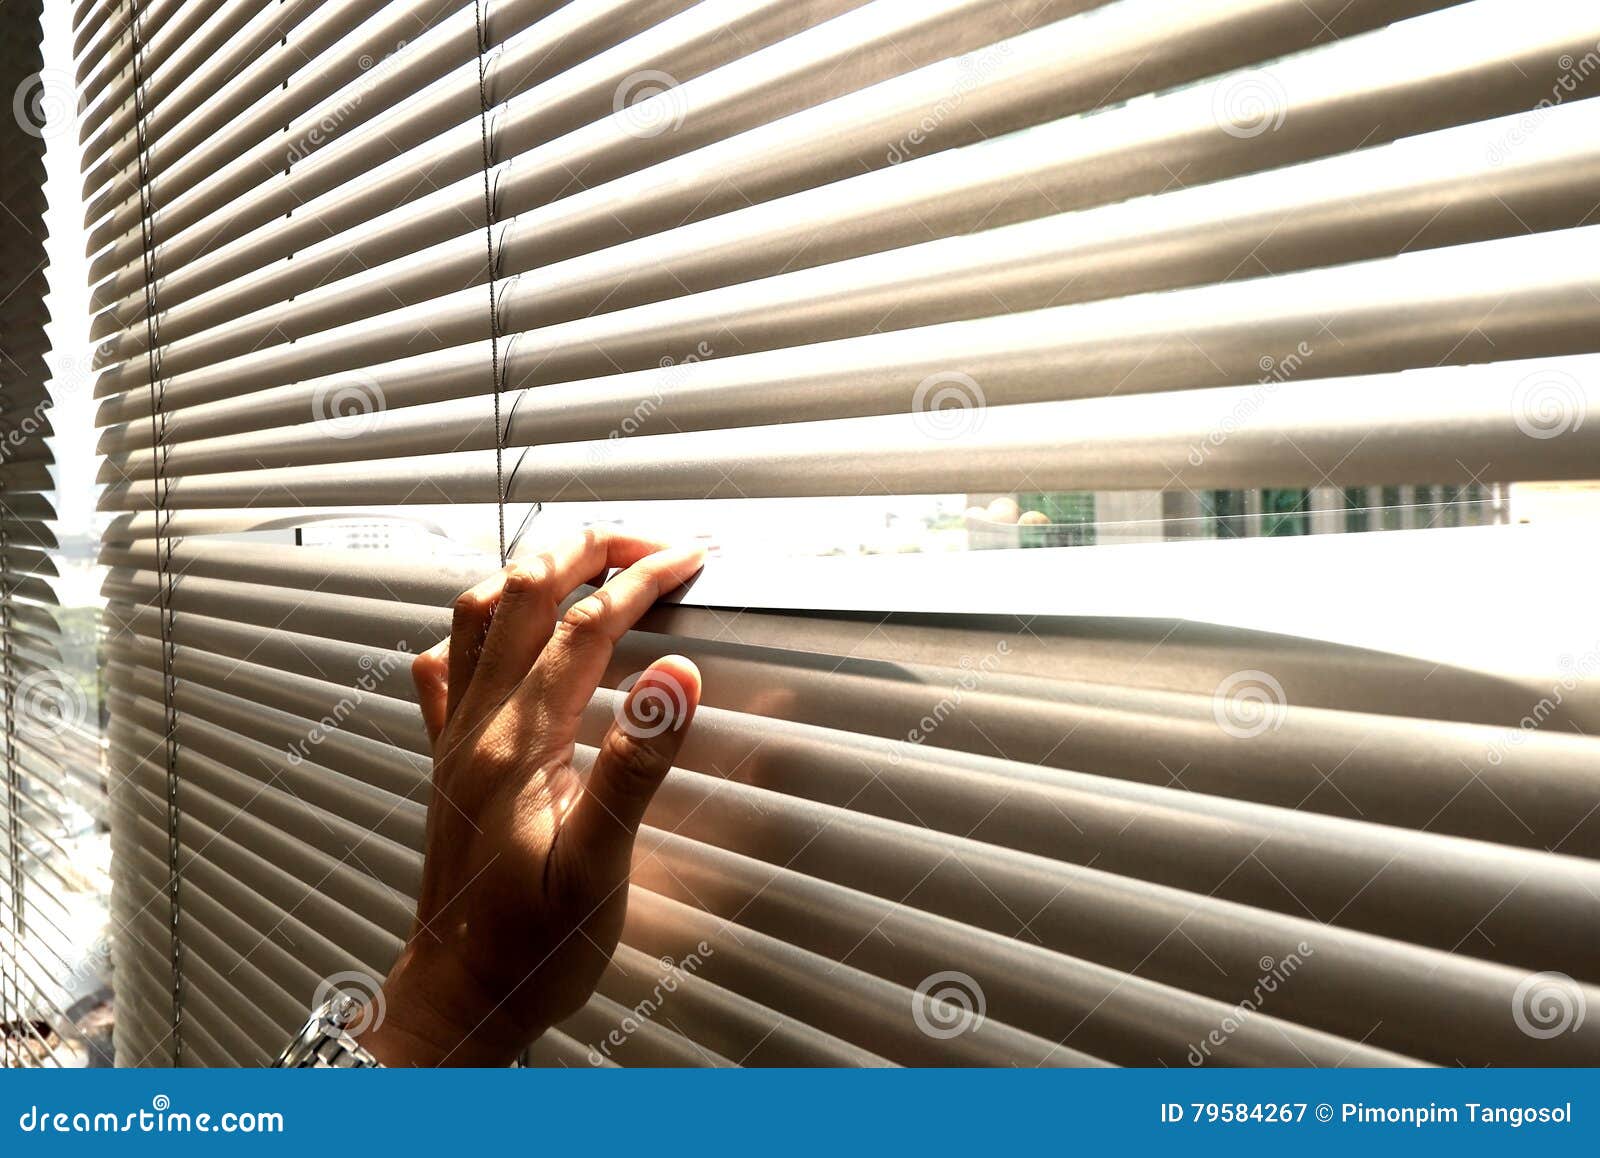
<box><xmin>274</xmin><ymin>996</ymin><xmax>384</xmax><ymax>1068</ymax></box>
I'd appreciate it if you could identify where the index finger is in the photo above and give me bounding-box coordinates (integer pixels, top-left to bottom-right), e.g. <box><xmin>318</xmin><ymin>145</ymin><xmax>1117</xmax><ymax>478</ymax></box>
<box><xmin>523</xmin><ymin>543</ymin><xmax>706</xmax><ymax>726</ymax></box>
<box><xmin>447</xmin><ymin>528</ymin><xmax>675</xmax><ymax>730</ymax></box>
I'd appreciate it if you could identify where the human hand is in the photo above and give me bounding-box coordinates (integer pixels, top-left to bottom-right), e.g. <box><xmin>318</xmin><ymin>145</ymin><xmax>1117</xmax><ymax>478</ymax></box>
<box><xmin>358</xmin><ymin>530</ymin><xmax>706</xmax><ymax>1066</ymax></box>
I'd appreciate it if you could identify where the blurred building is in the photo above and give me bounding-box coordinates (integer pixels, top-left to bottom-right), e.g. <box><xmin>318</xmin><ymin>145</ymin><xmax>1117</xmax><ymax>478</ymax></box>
<box><xmin>965</xmin><ymin>485</ymin><xmax>1509</xmax><ymax>549</ymax></box>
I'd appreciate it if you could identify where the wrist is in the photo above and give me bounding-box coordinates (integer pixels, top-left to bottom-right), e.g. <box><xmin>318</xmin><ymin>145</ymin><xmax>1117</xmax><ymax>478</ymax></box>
<box><xmin>358</xmin><ymin>942</ymin><xmax>543</xmax><ymax>1067</ymax></box>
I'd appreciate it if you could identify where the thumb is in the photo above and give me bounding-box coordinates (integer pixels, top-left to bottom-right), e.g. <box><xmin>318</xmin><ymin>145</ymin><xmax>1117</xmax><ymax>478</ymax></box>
<box><xmin>565</xmin><ymin>656</ymin><xmax>701</xmax><ymax>854</ymax></box>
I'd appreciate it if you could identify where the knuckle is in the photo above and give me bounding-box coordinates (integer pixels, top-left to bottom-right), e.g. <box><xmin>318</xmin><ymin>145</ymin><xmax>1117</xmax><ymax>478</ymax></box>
<box><xmin>559</xmin><ymin>592</ymin><xmax>609</xmax><ymax>637</ymax></box>
<box><xmin>604</xmin><ymin>732</ymin><xmax>672</xmax><ymax>796</ymax></box>
<box><xmin>453</xmin><ymin>588</ymin><xmax>489</xmax><ymax>619</ymax></box>
<box><xmin>502</xmin><ymin>556</ymin><xmax>553</xmax><ymax>597</ymax></box>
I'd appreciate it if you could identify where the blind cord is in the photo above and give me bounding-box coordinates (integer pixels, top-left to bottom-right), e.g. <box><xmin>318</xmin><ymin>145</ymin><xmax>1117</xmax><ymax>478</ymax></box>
<box><xmin>473</xmin><ymin>0</ymin><xmax>508</xmax><ymax>566</ymax></box>
<box><xmin>1</xmin><ymin>513</ymin><xmax>16</xmax><ymax>1068</ymax></box>
<box><xmin>128</xmin><ymin>0</ymin><xmax>184</xmax><ymax>1068</ymax></box>
<box><xmin>502</xmin><ymin>390</ymin><xmax>542</xmax><ymax>560</ymax></box>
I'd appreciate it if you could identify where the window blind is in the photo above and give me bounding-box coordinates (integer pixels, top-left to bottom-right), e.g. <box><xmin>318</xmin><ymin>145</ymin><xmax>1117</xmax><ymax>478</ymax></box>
<box><xmin>79</xmin><ymin>0</ymin><xmax>1600</xmax><ymax>1067</ymax></box>
<box><xmin>2</xmin><ymin>1</ymin><xmax>98</xmax><ymax>1068</ymax></box>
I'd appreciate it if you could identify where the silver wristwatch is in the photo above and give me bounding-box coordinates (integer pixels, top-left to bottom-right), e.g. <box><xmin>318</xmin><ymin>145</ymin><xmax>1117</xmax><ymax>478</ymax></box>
<box><xmin>274</xmin><ymin>995</ymin><xmax>384</xmax><ymax>1068</ymax></box>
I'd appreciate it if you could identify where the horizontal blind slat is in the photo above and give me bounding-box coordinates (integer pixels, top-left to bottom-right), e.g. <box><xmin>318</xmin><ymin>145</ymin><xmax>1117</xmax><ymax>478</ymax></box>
<box><xmin>94</xmin><ymin>0</ymin><xmax>1462</xmax><ymax>368</ymax></box>
<box><xmin>84</xmin><ymin>0</ymin><xmax>881</xmax><ymax>310</ymax></box>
